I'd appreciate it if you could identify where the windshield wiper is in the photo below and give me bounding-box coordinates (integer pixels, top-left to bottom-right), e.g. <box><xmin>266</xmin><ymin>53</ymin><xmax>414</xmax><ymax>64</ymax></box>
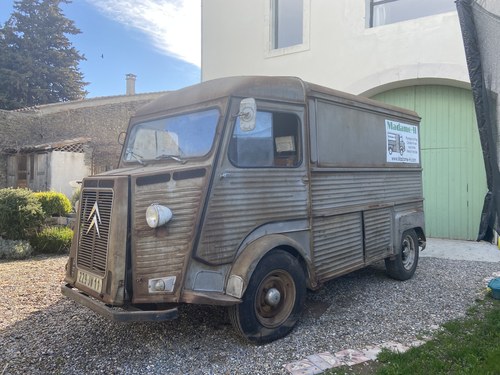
<box><xmin>155</xmin><ymin>154</ymin><xmax>187</xmax><ymax>164</ymax></box>
<box><xmin>126</xmin><ymin>149</ymin><xmax>146</xmax><ymax>165</ymax></box>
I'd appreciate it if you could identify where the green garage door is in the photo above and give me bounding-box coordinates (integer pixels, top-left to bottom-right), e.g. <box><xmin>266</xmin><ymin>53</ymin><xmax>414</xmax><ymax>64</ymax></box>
<box><xmin>373</xmin><ymin>85</ymin><xmax>487</xmax><ymax>240</ymax></box>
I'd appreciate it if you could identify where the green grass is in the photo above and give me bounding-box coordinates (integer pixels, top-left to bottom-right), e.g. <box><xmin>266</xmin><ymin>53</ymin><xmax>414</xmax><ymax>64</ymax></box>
<box><xmin>325</xmin><ymin>294</ymin><xmax>500</xmax><ymax>375</ymax></box>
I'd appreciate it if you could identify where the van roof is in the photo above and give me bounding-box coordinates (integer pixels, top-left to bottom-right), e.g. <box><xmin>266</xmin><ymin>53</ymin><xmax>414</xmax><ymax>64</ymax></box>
<box><xmin>133</xmin><ymin>76</ymin><xmax>420</xmax><ymax>121</ymax></box>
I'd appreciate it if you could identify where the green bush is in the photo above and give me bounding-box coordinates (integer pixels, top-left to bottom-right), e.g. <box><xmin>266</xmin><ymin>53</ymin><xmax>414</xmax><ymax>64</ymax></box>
<box><xmin>70</xmin><ymin>187</ymin><xmax>81</xmax><ymax>212</ymax></box>
<box><xmin>30</xmin><ymin>226</ymin><xmax>73</xmax><ymax>255</ymax></box>
<box><xmin>34</xmin><ymin>191</ymin><xmax>72</xmax><ymax>217</ymax></box>
<box><xmin>0</xmin><ymin>237</ymin><xmax>33</xmax><ymax>260</ymax></box>
<box><xmin>0</xmin><ymin>188</ymin><xmax>45</xmax><ymax>240</ymax></box>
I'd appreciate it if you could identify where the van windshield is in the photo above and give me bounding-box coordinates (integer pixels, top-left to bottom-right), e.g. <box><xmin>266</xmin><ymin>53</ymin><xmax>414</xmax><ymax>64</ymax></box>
<box><xmin>124</xmin><ymin>108</ymin><xmax>220</xmax><ymax>163</ymax></box>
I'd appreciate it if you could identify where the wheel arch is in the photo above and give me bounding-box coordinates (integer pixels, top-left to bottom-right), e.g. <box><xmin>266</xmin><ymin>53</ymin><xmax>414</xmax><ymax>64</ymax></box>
<box><xmin>394</xmin><ymin>209</ymin><xmax>426</xmax><ymax>251</ymax></box>
<box><xmin>225</xmin><ymin>234</ymin><xmax>313</xmax><ymax>299</ymax></box>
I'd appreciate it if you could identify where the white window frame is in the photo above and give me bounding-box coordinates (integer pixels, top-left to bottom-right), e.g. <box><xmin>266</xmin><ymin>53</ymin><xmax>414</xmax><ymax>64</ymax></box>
<box><xmin>367</xmin><ymin>0</ymin><xmax>456</xmax><ymax>28</ymax></box>
<box><xmin>265</xmin><ymin>0</ymin><xmax>310</xmax><ymax>58</ymax></box>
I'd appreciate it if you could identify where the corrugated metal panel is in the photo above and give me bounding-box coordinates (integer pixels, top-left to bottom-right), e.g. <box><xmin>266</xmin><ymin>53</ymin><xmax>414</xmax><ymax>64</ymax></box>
<box><xmin>310</xmin><ymin>170</ymin><xmax>418</xmax><ymax>279</ymax></box>
<box><xmin>373</xmin><ymin>86</ymin><xmax>487</xmax><ymax>240</ymax></box>
<box><xmin>312</xmin><ymin>213</ymin><xmax>364</xmax><ymax>280</ymax></box>
<box><xmin>197</xmin><ymin>169</ymin><xmax>308</xmax><ymax>264</ymax></box>
<box><xmin>364</xmin><ymin>208</ymin><xmax>392</xmax><ymax>262</ymax></box>
<box><xmin>132</xmin><ymin>175</ymin><xmax>205</xmax><ymax>299</ymax></box>
<box><xmin>311</xmin><ymin>170</ymin><xmax>422</xmax><ymax>213</ymax></box>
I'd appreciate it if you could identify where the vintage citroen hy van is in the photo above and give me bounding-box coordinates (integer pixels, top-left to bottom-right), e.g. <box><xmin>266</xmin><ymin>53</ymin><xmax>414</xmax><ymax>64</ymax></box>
<box><xmin>62</xmin><ymin>76</ymin><xmax>425</xmax><ymax>343</ymax></box>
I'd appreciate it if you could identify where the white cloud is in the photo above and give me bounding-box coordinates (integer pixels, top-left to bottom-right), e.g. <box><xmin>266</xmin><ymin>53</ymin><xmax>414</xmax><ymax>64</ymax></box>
<box><xmin>86</xmin><ymin>0</ymin><xmax>201</xmax><ymax>67</ymax></box>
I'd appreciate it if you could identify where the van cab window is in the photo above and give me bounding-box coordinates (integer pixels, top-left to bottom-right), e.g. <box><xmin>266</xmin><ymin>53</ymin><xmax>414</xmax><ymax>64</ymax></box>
<box><xmin>124</xmin><ymin>108</ymin><xmax>219</xmax><ymax>163</ymax></box>
<box><xmin>229</xmin><ymin>111</ymin><xmax>301</xmax><ymax>167</ymax></box>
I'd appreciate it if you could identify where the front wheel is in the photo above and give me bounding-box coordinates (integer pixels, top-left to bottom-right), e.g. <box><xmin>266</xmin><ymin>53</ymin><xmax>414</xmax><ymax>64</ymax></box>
<box><xmin>228</xmin><ymin>249</ymin><xmax>306</xmax><ymax>344</ymax></box>
<box><xmin>385</xmin><ymin>229</ymin><xmax>419</xmax><ymax>280</ymax></box>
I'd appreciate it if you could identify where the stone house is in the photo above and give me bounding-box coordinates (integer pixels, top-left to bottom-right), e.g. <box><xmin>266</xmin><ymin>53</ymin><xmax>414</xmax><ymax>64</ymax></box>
<box><xmin>0</xmin><ymin>76</ymin><xmax>165</xmax><ymax>197</ymax></box>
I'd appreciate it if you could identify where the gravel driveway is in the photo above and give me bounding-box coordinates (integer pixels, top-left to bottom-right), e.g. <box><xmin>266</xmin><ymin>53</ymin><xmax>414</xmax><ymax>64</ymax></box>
<box><xmin>1</xmin><ymin>253</ymin><xmax>498</xmax><ymax>374</ymax></box>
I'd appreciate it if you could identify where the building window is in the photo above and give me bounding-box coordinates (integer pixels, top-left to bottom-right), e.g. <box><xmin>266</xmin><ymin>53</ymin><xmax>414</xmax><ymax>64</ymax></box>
<box><xmin>272</xmin><ymin>0</ymin><xmax>304</xmax><ymax>49</ymax></box>
<box><xmin>369</xmin><ymin>0</ymin><xmax>456</xmax><ymax>28</ymax></box>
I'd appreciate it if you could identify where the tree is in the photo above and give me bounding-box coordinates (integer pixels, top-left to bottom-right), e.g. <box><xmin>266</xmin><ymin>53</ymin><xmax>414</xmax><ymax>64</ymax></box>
<box><xmin>0</xmin><ymin>0</ymin><xmax>87</xmax><ymax>110</ymax></box>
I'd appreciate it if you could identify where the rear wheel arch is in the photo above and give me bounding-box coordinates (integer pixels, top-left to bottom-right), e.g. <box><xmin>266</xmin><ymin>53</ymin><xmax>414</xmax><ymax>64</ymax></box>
<box><xmin>394</xmin><ymin>210</ymin><xmax>425</xmax><ymax>247</ymax></box>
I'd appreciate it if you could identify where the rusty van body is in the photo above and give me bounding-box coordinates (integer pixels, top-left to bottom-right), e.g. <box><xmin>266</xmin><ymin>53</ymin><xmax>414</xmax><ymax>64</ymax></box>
<box><xmin>62</xmin><ymin>76</ymin><xmax>425</xmax><ymax>343</ymax></box>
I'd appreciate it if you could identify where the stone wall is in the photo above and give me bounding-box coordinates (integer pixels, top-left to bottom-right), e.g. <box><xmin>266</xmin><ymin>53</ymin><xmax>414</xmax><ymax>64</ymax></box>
<box><xmin>0</xmin><ymin>110</ymin><xmax>31</xmax><ymax>186</ymax></box>
<box><xmin>0</xmin><ymin>92</ymin><xmax>165</xmax><ymax>187</ymax></box>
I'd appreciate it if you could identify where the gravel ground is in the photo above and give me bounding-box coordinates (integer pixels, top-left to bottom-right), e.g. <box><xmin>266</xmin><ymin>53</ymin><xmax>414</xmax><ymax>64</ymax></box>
<box><xmin>0</xmin><ymin>254</ymin><xmax>498</xmax><ymax>375</ymax></box>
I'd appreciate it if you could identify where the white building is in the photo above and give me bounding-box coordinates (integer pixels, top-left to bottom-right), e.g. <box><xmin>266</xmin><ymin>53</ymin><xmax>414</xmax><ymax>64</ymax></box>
<box><xmin>201</xmin><ymin>0</ymin><xmax>486</xmax><ymax>240</ymax></box>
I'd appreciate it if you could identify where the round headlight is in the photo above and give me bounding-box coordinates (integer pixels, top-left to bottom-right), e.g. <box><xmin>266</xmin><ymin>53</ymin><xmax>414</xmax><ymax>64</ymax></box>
<box><xmin>146</xmin><ymin>204</ymin><xmax>173</xmax><ymax>228</ymax></box>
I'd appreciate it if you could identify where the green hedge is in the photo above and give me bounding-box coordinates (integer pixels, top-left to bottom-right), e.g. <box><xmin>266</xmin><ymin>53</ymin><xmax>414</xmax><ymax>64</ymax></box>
<box><xmin>33</xmin><ymin>191</ymin><xmax>72</xmax><ymax>217</ymax></box>
<box><xmin>0</xmin><ymin>238</ymin><xmax>33</xmax><ymax>260</ymax></box>
<box><xmin>0</xmin><ymin>188</ymin><xmax>45</xmax><ymax>240</ymax></box>
<box><xmin>30</xmin><ymin>226</ymin><xmax>73</xmax><ymax>255</ymax></box>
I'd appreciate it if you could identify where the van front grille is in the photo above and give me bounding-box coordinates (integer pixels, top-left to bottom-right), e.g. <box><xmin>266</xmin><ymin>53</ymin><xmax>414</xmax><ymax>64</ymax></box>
<box><xmin>76</xmin><ymin>189</ymin><xmax>114</xmax><ymax>276</ymax></box>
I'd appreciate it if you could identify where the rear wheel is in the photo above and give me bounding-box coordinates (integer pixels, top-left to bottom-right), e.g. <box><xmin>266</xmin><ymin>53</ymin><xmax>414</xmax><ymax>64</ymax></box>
<box><xmin>385</xmin><ymin>229</ymin><xmax>419</xmax><ymax>280</ymax></box>
<box><xmin>228</xmin><ymin>249</ymin><xmax>306</xmax><ymax>344</ymax></box>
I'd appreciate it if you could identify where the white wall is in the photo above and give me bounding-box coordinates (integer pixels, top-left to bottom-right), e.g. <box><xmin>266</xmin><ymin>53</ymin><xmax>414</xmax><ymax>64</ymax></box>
<box><xmin>201</xmin><ymin>0</ymin><xmax>469</xmax><ymax>95</ymax></box>
<box><xmin>50</xmin><ymin>151</ymin><xmax>90</xmax><ymax>198</ymax></box>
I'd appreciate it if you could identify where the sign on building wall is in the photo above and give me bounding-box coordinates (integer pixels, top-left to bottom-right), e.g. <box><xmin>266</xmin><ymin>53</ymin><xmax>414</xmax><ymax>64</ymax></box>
<box><xmin>385</xmin><ymin>119</ymin><xmax>419</xmax><ymax>163</ymax></box>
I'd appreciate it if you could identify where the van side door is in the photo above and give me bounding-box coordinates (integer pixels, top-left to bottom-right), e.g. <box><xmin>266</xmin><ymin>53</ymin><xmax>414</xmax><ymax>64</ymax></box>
<box><xmin>195</xmin><ymin>100</ymin><xmax>310</xmax><ymax>266</ymax></box>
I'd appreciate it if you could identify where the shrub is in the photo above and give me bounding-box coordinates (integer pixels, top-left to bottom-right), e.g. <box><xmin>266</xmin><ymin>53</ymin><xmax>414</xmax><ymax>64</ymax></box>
<box><xmin>30</xmin><ymin>226</ymin><xmax>74</xmax><ymax>255</ymax></box>
<box><xmin>0</xmin><ymin>237</ymin><xmax>33</xmax><ymax>260</ymax></box>
<box><xmin>0</xmin><ymin>188</ymin><xmax>45</xmax><ymax>240</ymax></box>
<box><xmin>34</xmin><ymin>191</ymin><xmax>72</xmax><ymax>217</ymax></box>
<box><xmin>70</xmin><ymin>187</ymin><xmax>81</xmax><ymax>212</ymax></box>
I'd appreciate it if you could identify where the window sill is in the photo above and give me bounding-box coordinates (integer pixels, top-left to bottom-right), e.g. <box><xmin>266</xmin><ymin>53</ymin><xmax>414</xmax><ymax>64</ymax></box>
<box><xmin>265</xmin><ymin>43</ymin><xmax>310</xmax><ymax>58</ymax></box>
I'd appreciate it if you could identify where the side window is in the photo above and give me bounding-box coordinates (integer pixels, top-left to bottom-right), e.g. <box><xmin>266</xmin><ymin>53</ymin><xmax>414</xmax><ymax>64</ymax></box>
<box><xmin>229</xmin><ymin>111</ymin><xmax>301</xmax><ymax>168</ymax></box>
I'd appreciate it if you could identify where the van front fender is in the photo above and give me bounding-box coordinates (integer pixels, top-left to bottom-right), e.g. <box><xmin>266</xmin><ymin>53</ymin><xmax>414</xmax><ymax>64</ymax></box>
<box><xmin>225</xmin><ymin>234</ymin><xmax>311</xmax><ymax>299</ymax></box>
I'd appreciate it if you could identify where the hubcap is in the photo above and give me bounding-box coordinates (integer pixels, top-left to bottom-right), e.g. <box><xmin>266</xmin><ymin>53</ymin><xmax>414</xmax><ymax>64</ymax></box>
<box><xmin>265</xmin><ymin>288</ymin><xmax>281</xmax><ymax>307</ymax></box>
<box><xmin>254</xmin><ymin>270</ymin><xmax>296</xmax><ymax>328</ymax></box>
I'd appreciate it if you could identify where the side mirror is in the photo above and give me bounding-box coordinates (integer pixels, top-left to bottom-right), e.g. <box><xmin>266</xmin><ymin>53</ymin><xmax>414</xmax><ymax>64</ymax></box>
<box><xmin>118</xmin><ymin>131</ymin><xmax>126</xmax><ymax>145</ymax></box>
<box><xmin>238</xmin><ymin>98</ymin><xmax>256</xmax><ymax>132</ymax></box>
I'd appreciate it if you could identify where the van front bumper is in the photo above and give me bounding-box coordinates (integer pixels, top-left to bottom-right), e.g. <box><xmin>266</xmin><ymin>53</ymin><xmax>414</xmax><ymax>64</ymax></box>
<box><xmin>61</xmin><ymin>284</ymin><xmax>179</xmax><ymax>322</ymax></box>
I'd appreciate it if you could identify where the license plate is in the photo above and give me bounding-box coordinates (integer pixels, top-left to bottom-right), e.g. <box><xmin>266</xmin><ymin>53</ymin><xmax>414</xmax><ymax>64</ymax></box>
<box><xmin>77</xmin><ymin>270</ymin><xmax>103</xmax><ymax>294</ymax></box>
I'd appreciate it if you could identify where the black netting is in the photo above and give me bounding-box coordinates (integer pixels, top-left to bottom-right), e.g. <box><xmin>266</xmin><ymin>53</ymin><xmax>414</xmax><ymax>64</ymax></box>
<box><xmin>457</xmin><ymin>0</ymin><xmax>500</xmax><ymax>241</ymax></box>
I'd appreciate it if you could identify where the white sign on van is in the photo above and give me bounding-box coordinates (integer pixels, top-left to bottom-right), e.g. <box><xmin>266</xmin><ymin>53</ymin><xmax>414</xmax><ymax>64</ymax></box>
<box><xmin>385</xmin><ymin>120</ymin><xmax>419</xmax><ymax>164</ymax></box>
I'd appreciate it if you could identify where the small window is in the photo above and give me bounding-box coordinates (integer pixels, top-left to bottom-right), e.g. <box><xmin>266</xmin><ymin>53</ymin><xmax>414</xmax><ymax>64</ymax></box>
<box><xmin>272</xmin><ymin>0</ymin><xmax>304</xmax><ymax>49</ymax></box>
<box><xmin>369</xmin><ymin>0</ymin><xmax>456</xmax><ymax>28</ymax></box>
<box><xmin>229</xmin><ymin>111</ymin><xmax>301</xmax><ymax>168</ymax></box>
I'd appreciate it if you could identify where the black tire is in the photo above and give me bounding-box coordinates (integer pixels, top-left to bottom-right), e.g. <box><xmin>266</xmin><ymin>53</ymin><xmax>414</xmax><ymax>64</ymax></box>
<box><xmin>388</xmin><ymin>147</ymin><xmax>393</xmax><ymax>155</ymax></box>
<box><xmin>385</xmin><ymin>229</ymin><xmax>419</xmax><ymax>280</ymax></box>
<box><xmin>400</xmin><ymin>146</ymin><xmax>405</xmax><ymax>156</ymax></box>
<box><xmin>228</xmin><ymin>249</ymin><xmax>306</xmax><ymax>344</ymax></box>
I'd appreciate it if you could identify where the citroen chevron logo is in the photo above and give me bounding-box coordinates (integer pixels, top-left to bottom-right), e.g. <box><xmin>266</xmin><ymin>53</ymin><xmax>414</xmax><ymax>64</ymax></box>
<box><xmin>86</xmin><ymin>202</ymin><xmax>102</xmax><ymax>238</ymax></box>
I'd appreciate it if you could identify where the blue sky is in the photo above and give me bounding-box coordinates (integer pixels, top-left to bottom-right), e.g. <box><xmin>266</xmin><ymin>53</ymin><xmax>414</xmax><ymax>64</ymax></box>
<box><xmin>0</xmin><ymin>0</ymin><xmax>201</xmax><ymax>98</ymax></box>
